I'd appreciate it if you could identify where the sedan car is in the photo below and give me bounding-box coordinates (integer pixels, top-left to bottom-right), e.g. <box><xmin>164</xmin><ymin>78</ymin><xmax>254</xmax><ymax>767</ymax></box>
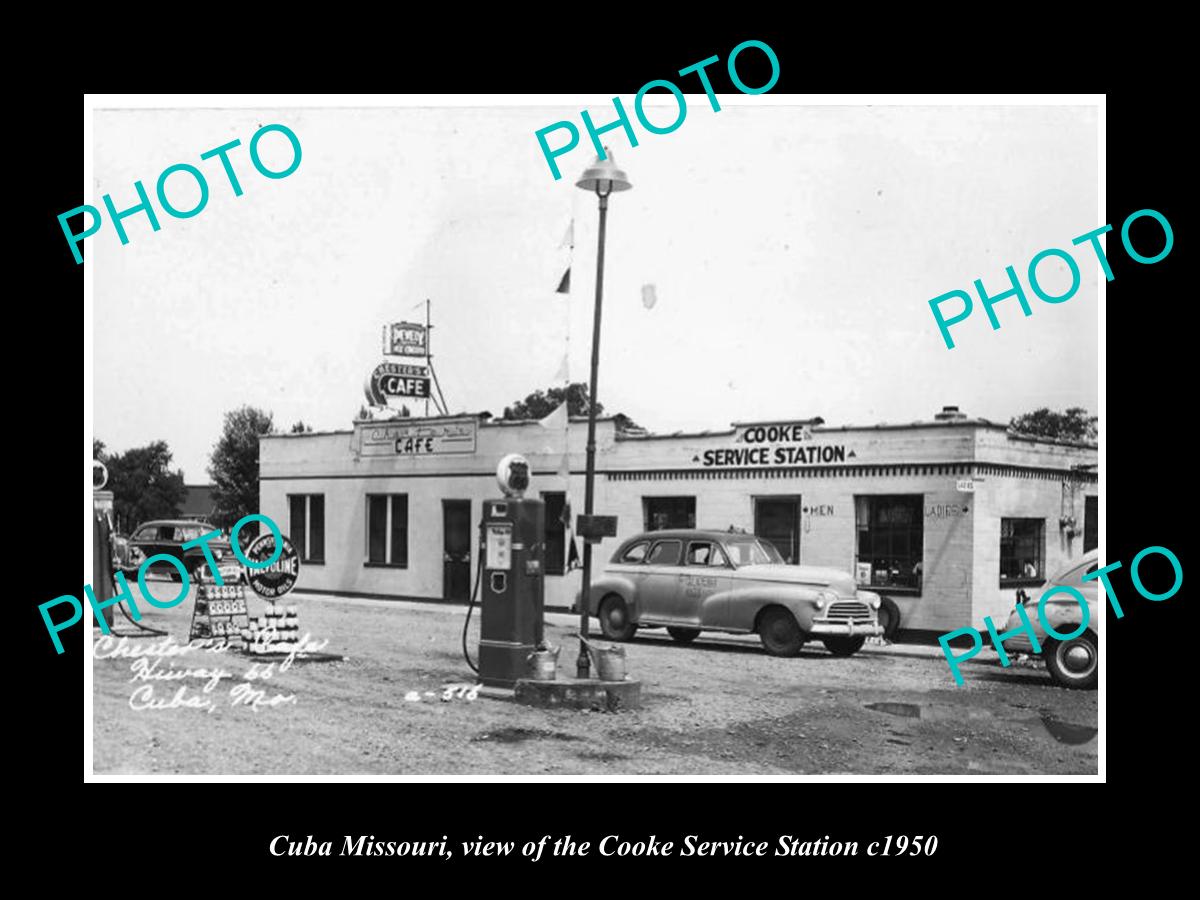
<box><xmin>1001</xmin><ymin>549</ymin><xmax>1098</xmax><ymax>690</ymax></box>
<box><xmin>120</xmin><ymin>519</ymin><xmax>241</xmax><ymax>582</ymax></box>
<box><xmin>578</xmin><ymin>529</ymin><xmax>884</xmax><ymax>657</ymax></box>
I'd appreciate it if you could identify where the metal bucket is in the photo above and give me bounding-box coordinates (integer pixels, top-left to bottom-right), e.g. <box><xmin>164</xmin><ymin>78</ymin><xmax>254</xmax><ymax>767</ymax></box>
<box><xmin>589</xmin><ymin>642</ymin><xmax>626</xmax><ymax>682</ymax></box>
<box><xmin>527</xmin><ymin>646</ymin><xmax>560</xmax><ymax>681</ymax></box>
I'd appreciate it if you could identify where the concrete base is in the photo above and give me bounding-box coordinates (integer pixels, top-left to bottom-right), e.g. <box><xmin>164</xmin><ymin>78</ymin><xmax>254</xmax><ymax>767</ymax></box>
<box><xmin>514</xmin><ymin>677</ymin><xmax>642</xmax><ymax>712</ymax></box>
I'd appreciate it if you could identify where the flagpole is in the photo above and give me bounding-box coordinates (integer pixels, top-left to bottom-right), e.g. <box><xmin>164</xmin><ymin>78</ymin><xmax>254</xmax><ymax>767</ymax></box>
<box><xmin>425</xmin><ymin>298</ymin><xmax>431</xmax><ymax>418</ymax></box>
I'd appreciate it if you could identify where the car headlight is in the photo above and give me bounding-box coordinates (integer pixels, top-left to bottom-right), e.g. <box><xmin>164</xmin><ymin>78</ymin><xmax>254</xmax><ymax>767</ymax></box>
<box><xmin>214</xmin><ymin>548</ymin><xmax>224</xmax><ymax>561</ymax></box>
<box><xmin>815</xmin><ymin>590</ymin><xmax>837</xmax><ymax>610</ymax></box>
<box><xmin>129</xmin><ymin>546</ymin><xmax>145</xmax><ymax>564</ymax></box>
<box><xmin>869</xmin><ymin>595</ymin><xmax>881</xmax><ymax>610</ymax></box>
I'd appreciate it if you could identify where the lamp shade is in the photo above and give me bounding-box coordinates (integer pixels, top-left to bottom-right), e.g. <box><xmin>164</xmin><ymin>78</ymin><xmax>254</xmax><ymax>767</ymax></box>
<box><xmin>575</xmin><ymin>149</ymin><xmax>632</xmax><ymax>193</ymax></box>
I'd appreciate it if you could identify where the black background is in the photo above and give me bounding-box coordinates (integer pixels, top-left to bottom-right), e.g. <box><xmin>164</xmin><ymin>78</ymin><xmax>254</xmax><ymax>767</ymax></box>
<box><xmin>22</xmin><ymin>21</ymin><xmax>1187</xmax><ymax>882</ymax></box>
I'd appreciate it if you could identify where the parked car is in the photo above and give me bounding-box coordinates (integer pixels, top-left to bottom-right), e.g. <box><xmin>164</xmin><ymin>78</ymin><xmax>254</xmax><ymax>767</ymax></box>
<box><xmin>1001</xmin><ymin>549</ymin><xmax>1098</xmax><ymax>690</ymax></box>
<box><xmin>577</xmin><ymin>529</ymin><xmax>884</xmax><ymax>657</ymax></box>
<box><xmin>120</xmin><ymin>519</ymin><xmax>242</xmax><ymax>582</ymax></box>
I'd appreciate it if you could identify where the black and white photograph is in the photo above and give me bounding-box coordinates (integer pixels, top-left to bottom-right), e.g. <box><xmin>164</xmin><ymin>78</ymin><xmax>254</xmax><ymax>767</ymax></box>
<box><xmin>82</xmin><ymin>94</ymin><xmax>1102</xmax><ymax>778</ymax></box>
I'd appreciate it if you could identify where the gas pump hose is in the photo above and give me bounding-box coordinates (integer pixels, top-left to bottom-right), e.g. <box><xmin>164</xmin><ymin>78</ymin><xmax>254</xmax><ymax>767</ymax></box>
<box><xmin>460</xmin><ymin>552</ymin><xmax>486</xmax><ymax>674</ymax></box>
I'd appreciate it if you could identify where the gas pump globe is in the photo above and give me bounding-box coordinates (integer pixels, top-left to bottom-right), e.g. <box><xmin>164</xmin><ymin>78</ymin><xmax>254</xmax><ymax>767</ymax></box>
<box><xmin>477</xmin><ymin>454</ymin><xmax>545</xmax><ymax>687</ymax></box>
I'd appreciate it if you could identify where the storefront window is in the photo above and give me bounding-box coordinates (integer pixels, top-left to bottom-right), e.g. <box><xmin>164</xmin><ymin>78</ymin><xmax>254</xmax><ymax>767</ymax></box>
<box><xmin>854</xmin><ymin>495</ymin><xmax>923</xmax><ymax>592</ymax></box>
<box><xmin>366</xmin><ymin>494</ymin><xmax>408</xmax><ymax>567</ymax></box>
<box><xmin>643</xmin><ymin>496</ymin><xmax>695</xmax><ymax>531</ymax></box>
<box><xmin>289</xmin><ymin>494</ymin><xmax>325</xmax><ymax>563</ymax></box>
<box><xmin>1000</xmin><ymin>518</ymin><xmax>1044</xmax><ymax>586</ymax></box>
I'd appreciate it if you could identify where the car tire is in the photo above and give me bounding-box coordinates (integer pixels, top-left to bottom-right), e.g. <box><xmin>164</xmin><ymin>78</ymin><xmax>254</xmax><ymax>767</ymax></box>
<box><xmin>877</xmin><ymin>596</ymin><xmax>901</xmax><ymax>641</ymax></box>
<box><xmin>758</xmin><ymin>607</ymin><xmax>806</xmax><ymax>657</ymax></box>
<box><xmin>1043</xmin><ymin>631</ymin><xmax>1098</xmax><ymax>690</ymax></box>
<box><xmin>667</xmin><ymin>626</ymin><xmax>701</xmax><ymax>644</ymax></box>
<box><xmin>822</xmin><ymin>635</ymin><xmax>867</xmax><ymax>657</ymax></box>
<box><xmin>598</xmin><ymin>595</ymin><xmax>638</xmax><ymax>641</ymax></box>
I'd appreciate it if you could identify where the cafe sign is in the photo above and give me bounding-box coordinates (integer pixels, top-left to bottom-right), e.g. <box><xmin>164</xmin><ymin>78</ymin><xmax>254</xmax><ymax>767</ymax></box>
<box><xmin>356</xmin><ymin>416</ymin><xmax>478</xmax><ymax>457</ymax></box>
<box><xmin>366</xmin><ymin>361</ymin><xmax>430</xmax><ymax>404</ymax></box>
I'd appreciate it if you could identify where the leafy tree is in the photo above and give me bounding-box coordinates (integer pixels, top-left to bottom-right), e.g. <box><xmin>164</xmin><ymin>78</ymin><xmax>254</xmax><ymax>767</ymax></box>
<box><xmin>290</xmin><ymin>421</ymin><xmax>314</xmax><ymax>434</ymax></box>
<box><xmin>504</xmin><ymin>382</ymin><xmax>640</xmax><ymax>430</ymax></box>
<box><xmin>104</xmin><ymin>440</ymin><xmax>187</xmax><ymax>533</ymax></box>
<box><xmin>1009</xmin><ymin>407</ymin><xmax>1097</xmax><ymax>443</ymax></box>
<box><xmin>93</xmin><ymin>438</ymin><xmax>106</xmax><ymax>460</ymax></box>
<box><xmin>209</xmin><ymin>406</ymin><xmax>275</xmax><ymax>533</ymax></box>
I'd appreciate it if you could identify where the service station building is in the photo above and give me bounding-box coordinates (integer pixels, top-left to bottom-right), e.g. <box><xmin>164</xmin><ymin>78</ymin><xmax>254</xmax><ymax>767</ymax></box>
<box><xmin>259</xmin><ymin>405</ymin><xmax>1098</xmax><ymax>639</ymax></box>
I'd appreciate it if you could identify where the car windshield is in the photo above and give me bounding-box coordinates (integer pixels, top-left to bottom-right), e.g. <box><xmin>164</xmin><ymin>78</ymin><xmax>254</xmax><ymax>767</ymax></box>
<box><xmin>723</xmin><ymin>538</ymin><xmax>785</xmax><ymax>567</ymax></box>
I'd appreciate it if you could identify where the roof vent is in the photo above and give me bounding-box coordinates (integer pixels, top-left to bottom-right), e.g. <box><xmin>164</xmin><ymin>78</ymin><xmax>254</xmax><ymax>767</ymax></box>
<box><xmin>934</xmin><ymin>405</ymin><xmax>967</xmax><ymax>421</ymax></box>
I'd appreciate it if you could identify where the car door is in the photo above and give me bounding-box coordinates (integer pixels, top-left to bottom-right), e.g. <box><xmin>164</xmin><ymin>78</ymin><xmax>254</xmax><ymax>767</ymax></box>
<box><xmin>639</xmin><ymin>539</ymin><xmax>686</xmax><ymax>622</ymax></box>
<box><xmin>678</xmin><ymin>540</ymin><xmax>734</xmax><ymax>626</ymax></box>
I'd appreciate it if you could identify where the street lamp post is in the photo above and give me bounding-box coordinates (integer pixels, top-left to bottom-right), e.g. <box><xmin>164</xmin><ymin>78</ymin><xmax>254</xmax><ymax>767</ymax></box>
<box><xmin>574</xmin><ymin>149</ymin><xmax>632</xmax><ymax>680</ymax></box>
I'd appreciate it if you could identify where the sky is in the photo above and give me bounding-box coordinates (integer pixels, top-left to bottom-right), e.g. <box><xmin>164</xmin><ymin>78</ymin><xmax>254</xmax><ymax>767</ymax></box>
<box><xmin>92</xmin><ymin>100</ymin><xmax>1099</xmax><ymax>482</ymax></box>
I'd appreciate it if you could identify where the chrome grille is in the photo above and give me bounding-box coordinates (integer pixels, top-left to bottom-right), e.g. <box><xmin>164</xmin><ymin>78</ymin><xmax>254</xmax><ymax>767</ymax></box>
<box><xmin>823</xmin><ymin>601</ymin><xmax>872</xmax><ymax>622</ymax></box>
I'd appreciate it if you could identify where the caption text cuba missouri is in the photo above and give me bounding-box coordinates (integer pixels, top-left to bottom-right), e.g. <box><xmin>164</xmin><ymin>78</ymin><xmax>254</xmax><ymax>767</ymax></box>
<box><xmin>42</xmin><ymin>512</ymin><xmax>288</xmax><ymax>654</ymax></box>
<box><xmin>272</xmin><ymin>832</ymin><xmax>937</xmax><ymax>861</ymax></box>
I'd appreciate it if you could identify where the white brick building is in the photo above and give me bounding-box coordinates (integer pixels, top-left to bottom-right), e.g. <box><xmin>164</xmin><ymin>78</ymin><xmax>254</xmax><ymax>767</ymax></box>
<box><xmin>259</xmin><ymin>405</ymin><xmax>1097</xmax><ymax>640</ymax></box>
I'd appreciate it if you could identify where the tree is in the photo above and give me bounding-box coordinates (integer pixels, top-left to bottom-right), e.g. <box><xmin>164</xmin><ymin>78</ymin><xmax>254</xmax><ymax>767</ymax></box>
<box><xmin>1009</xmin><ymin>407</ymin><xmax>1097</xmax><ymax>443</ymax></box>
<box><xmin>290</xmin><ymin>420</ymin><xmax>314</xmax><ymax>434</ymax></box>
<box><xmin>93</xmin><ymin>438</ymin><xmax>106</xmax><ymax>460</ymax></box>
<box><xmin>104</xmin><ymin>440</ymin><xmax>187</xmax><ymax>533</ymax></box>
<box><xmin>504</xmin><ymin>382</ymin><xmax>641</xmax><ymax>430</ymax></box>
<box><xmin>209</xmin><ymin>406</ymin><xmax>275</xmax><ymax>532</ymax></box>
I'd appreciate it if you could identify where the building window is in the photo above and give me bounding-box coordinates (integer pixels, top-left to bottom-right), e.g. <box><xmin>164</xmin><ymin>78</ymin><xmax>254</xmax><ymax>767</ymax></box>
<box><xmin>366</xmin><ymin>494</ymin><xmax>408</xmax><ymax>567</ymax></box>
<box><xmin>854</xmin><ymin>495</ymin><xmax>923</xmax><ymax>592</ymax></box>
<box><xmin>1084</xmin><ymin>496</ymin><xmax>1097</xmax><ymax>553</ymax></box>
<box><xmin>288</xmin><ymin>494</ymin><xmax>325</xmax><ymax>563</ymax></box>
<box><xmin>542</xmin><ymin>491</ymin><xmax>566</xmax><ymax>576</ymax></box>
<box><xmin>643</xmin><ymin>496</ymin><xmax>695</xmax><ymax>532</ymax></box>
<box><xmin>1000</xmin><ymin>518</ymin><xmax>1045</xmax><ymax>586</ymax></box>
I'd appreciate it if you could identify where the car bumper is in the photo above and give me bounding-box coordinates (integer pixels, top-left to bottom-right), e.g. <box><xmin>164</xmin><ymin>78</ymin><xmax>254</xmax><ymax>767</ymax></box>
<box><xmin>809</xmin><ymin>619</ymin><xmax>884</xmax><ymax>637</ymax></box>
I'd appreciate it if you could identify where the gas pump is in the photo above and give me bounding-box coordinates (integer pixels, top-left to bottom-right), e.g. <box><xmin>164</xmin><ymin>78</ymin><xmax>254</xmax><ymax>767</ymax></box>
<box><xmin>465</xmin><ymin>454</ymin><xmax>546</xmax><ymax>687</ymax></box>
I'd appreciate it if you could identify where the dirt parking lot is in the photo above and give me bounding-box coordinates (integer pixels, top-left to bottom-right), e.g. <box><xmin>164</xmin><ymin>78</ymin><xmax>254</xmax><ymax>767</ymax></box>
<box><xmin>92</xmin><ymin>583</ymin><xmax>1098</xmax><ymax>775</ymax></box>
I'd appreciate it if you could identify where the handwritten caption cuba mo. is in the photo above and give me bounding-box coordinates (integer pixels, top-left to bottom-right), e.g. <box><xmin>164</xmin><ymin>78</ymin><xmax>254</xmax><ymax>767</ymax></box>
<box><xmin>43</xmin><ymin>512</ymin><xmax>286</xmax><ymax>655</ymax></box>
<box><xmin>97</xmin><ymin>630</ymin><xmax>328</xmax><ymax>713</ymax></box>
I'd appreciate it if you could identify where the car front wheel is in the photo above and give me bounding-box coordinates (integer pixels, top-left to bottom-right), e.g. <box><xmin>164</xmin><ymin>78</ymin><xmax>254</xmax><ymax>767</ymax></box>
<box><xmin>667</xmin><ymin>627</ymin><xmax>700</xmax><ymax>644</ymax></box>
<box><xmin>598</xmin><ymin>595</ymin><xmax>637</xmax><ymax>641</ymax></box>
<box><xmin>758</xmin><ymin>607</ymin><xmax>806</xmax><ymax>657</ymax></box>
<box><xmin>1043</xmin><ymin>631</ymin><xmax>1098</xmax><ymax>690</ymax></box>
<box><xmin>822</xmin><ymin>635</ymin><xmax>866</xmax><ymax>657</ymax></box>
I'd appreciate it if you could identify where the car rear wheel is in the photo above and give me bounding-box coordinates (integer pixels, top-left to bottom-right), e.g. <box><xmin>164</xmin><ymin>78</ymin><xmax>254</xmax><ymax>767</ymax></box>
<box><xmin>758</xmin><ymin>607</ymin><xmax>806</xmax><ymax>657</ymax></box>
<box><xmin>598</xmin><ymin>595</ymin><xmax>637</xmax><ymax>641</ymax></box>
<box><xmin>667</xmin><ymin>627</ymin><xmax>701</xmax><ymax>644</ymax></box>
<box><xmin>1043</xmin><ymin>631</ymin><xmax>1098</xmax><ymax>690</ymax></box>
<box><xmin>822</xmin><ymin>635</ymin><xmax>866</xmax><ymax>657</ymax></box>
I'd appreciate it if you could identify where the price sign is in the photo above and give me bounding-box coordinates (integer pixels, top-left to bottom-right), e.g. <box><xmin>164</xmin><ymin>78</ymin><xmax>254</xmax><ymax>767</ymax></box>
<box><xmin>189</xmin><ymin>583</ymin><xmax>250</xmax><ymax>641</ymax></box>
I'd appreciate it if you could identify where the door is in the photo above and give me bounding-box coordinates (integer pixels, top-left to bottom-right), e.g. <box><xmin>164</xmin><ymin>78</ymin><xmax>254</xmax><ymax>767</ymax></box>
<box><xmin>442</xmin><ymin>500</ymin><xmax>472</xmax><ymax>602</ymax></box>
<box><xmin>754</xmin><ymin>496</ymin><xmax>801</xmax><ymax>564</ymax></box>
<box><xmin>676</xmin><ymin>540</ymin><xmax>733</xmax><ymax>625</ymax></box>
<box><xmin>1083</xmin><ymin>496</ymin><xmax>1097</xmax><ymax>553</ymax></box>
<box><xmin>640</xmin><ymin>538</ymin><xmax>686</xmax><ymax>621</ymax></box>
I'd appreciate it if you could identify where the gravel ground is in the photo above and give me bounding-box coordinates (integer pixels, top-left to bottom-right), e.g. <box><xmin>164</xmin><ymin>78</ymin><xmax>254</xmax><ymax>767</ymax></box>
<box><xmin>93</xmin><ymin>582</ymin><xmax>1098</xmax><ymax>775</ymax></box>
